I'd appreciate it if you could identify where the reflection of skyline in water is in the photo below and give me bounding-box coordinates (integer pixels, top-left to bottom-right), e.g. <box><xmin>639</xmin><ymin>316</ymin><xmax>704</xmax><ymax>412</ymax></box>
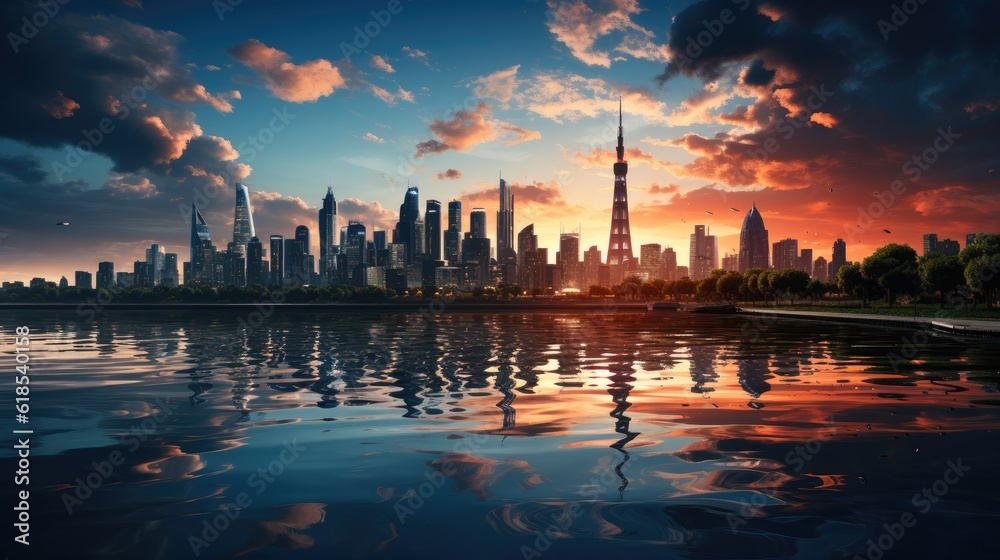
<box><xmin>5</xmin><ymin>310</ymin><xmax>1000</xmax><ymax>559</ymax></box>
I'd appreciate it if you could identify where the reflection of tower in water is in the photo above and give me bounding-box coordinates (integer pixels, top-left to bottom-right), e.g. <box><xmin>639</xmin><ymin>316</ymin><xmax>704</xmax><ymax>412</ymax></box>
<box><xmin>607</xmin><ymin>357</ymin><xmax>639</xmax><ymax>501</ymax></box>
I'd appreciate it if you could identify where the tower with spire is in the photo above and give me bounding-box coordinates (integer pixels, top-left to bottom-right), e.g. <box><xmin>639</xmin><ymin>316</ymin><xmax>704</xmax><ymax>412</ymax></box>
<box><xmin>497</xmin><ymin>171</ymin><xmax>517</xmax><ymax>283</ymax></box>
<box><xmin>606</xmin><ymin>97</ymin><xmax>635</xmax><ymax>283</ymax></box>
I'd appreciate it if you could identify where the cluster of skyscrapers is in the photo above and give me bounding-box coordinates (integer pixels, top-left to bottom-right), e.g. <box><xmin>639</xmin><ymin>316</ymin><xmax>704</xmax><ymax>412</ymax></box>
<box><xmin>9</xmin><ymin>100</ymin><xmax>991</xmax><ymax>293</ymax></box>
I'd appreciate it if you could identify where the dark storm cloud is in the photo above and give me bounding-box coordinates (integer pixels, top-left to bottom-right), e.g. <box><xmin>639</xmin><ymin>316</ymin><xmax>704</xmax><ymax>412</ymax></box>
<box><xmin>0</xmin><ymin>154</ymin><xmax>47</xmax><ymax>184</ymax></box>
<box><xmin>0</xmin><ymin>1</ymin><xmax>237</xmax><ymax>174</ymax></box>
<box><xmin>656</xmin><ymin>0</ymin><xmax>1000</xmax><ymax>190</ymax></box>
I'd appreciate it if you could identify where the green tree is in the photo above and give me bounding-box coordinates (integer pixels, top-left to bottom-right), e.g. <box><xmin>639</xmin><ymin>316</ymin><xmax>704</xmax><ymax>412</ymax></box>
<box><xmin>836</xmin><ymin>263</ymin><xmax>865</xmax><ymax>305</ymax></box>
<box><xmin>740</xmin><ymin>268</ymin><xmax>766</xmax><ymax>304</ymax></box>
<box><xmin>959</xmin><ymin>233</ymin><xmax>1000</xmax><ymax>266</ymax></box>
<box><xmin>757</xmin><ymin>269</ymin><xmax>775</xmax><ymax>305</ymax></box>
<box><xmin>805</xmin><ymin>279</ymin><xmax>826</xmax><ymax>303</ymax></box>
<box><xmin>860</xmin><ymin>243</ymin><xmax>919</xmax><ymax>307</ymax></box>
<box><xmin>716</xmin><ymin>271</ymin><xmax>743</xmax><ymax>304</ymax></box>
<box><xmin>919</xmin><ymin>253</ymin><xmax>966</xmax><ymax>308</ymax></box>
<box><xmin>965</xmin><ymin>254</ymin><xmax>1000</xmax><ymax>309</ymax></box>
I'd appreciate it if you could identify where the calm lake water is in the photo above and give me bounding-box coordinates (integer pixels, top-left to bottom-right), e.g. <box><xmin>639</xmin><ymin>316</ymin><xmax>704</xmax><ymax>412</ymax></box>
<box><xmin>2</xmin><ymin>310</ymin><xmax>999</xmax><ymax>559</ymax></box>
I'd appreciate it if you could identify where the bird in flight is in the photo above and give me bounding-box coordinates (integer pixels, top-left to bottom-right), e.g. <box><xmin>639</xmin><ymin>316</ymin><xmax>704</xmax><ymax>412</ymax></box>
<box><xmin>883</xmin><ymin>229</ymin><xmax>892</xmax><ymax>234</ymax></box>
<box><xmin>57</xmin><ymin>222</ymin><xmax>70</xmax><ymax>226</ymax></box>
<box><xmin>705</xmin><ymin>211</ymin><xmax>714</xmax><ymax>215</ymax></box>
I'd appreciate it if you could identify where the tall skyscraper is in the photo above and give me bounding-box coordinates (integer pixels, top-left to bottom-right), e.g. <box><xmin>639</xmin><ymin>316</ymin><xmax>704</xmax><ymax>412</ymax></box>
<box><xmin>639</xmin><ymin>243</ymin><xmax>661</xmax><ymax>280</ymax></box>
<box><xmin>738</xmin><ymin>202</ymin><xmax>769</xmax><ymax>271</ymax></box>
<box><xmin>96</xmin><ymin>262</ymin><xmax>114</xmax><ymax>289</ymax></box>
<box><xmin>470</xmin><ymin>208</ymin><xmax>487</xmax><ymax>239</ymax></box>
<box><xmin>828</xmin><ymin>238</ymin><xmax>847</xmax><ymax>279</ymax></box>
<box><xmin>445</xmin><ymin>200</ymin><xmax>462</xmax><ymax>264</ymax></box>
<box><xmin>345</xmin><ymin>221</ymin><xmax>367</xmax><ymax>286</ymax></box>
<box><xmin>233</xmin><ymin>183</ymin><xmax>255</xmax><ymax>257</ymax></box>
<box><xmin>497</xmin><ymin>175</ymin><xmax>515</xmax><ymax>254</ymax></box>
<box><xmin>425</xmin><ymin>200</ymin><xmax>442</xmax><ymax>260</ymax></box>
<box><xmin>285</xmin><ymin>236</ymin><xmax>305</xmax><ymax>284</ymax></box>
<box><xmin>319</xmin><ymin>187</ymin><xmax>338</xmax><ymax>285</ymax></box>
<box><xmin>393</xmin><ymin>186</ymin><xmax>420</xmax><ymax>264</ymax></box>
<box><xmin>162</xmin><ymin>253</ymin><xmax>178</xmax><ymax>286</ymax></box>
<box><xmin>813</xmin><ymin>256</ymin><xmax>829</xmax><ymax>281</ymax></box>
<box><xmin>373</xmin><ymin>230</ymin><xmax>387</xmax><ymax>251</ymax></box>
<box><xmin>146</xmin><ymin>243</ymin><xmax>165</xmax><ymax>285</ymax></box>
<box><xmin>772</xmin><ymin>238</ymin><xmax>798</xmax><ymax>270</ymax></box>
<box><xmin>689</xmin><ymin>225</ymin><xmax>718</xmax><ymax>280</ymax></box>
<box><xmin>247</xmin><ymin>237</ymin><xmax>264</xmax><ymax>286</ymax></box>
<box><xmin>518</xmin><ymin>224</ymin><xmax>538</xmax><ymax>291</ymax></box>
<box><xmin>295</xmin><ymin>225</ymin><xmax>310</xmax><ymax>257</ymax></box>
<box><xmin>798</xmin><ymin>248</ymin><xmax>813</xmax><ymax>275</ymax></box>
<box><xmin>583</xmin><ymin>246</ymin><xmax>602</xmax><ymax>288</ymax></box>
<box><xmin>660</xmin><ymin>247</ymin><xmax>678</xmax><ymax>280</ymax></box>
<box><xmin>75</xmin><ymin>271</ymin><xmax>93</xmax><ymax>289</ymax></box>
<box><xmin>189</xmin><ymin>203</ymin><xmax>214</xmax><ymax>285</ymax></box>
<box><xmin>558</xmin><ymin>230</ymin><xmax>581</xmax><ymax>288</ymax></box>
<box><xmin>269</xmin><ymin>235</ymin><xmax>284</xmax><ymax>286</ymax></box>
<box><xmin>606</xmin><ymin>98</ymin><xmax>635</xmax><ymax>283</ymax></box>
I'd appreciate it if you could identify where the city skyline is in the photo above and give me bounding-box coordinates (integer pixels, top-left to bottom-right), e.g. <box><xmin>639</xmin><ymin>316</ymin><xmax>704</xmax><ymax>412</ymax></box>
<box><xmin>1</xmin><ymin>0</ymin><xmax>998</xmax><ymax>283</ymax></box>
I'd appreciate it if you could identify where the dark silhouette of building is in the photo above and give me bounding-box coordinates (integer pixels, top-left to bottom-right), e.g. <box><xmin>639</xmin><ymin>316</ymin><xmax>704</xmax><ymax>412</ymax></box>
<box><xmin>319</xmin><ymin>187</ymin><xmax>337</xmax><ymax>285</ymax></box>
<box><xmin>606</xmin><ymin>98</ymin><xmax>635</xmax><ymax>283</ymax></box>
<box><xmin>232</xmin><ymin>183</ymin><xmax>255</xmax><ymax>258</ymax></box>
<box><xmin>425</xmin><ymin>200</ymin><xmax>442</xmax><ymax>260</ymax></box>
<box><xmin>518</xmin><ymin>224</ymin><xmax>538</xmax><ymax>291</ymax></box>
<box><xmin>269</xmin><ymin>235</ymin><xmax>284</xmax><ymax>286</ymax></box>
<box><xmin>558</xmin><ymin>229</ymin><xmax>581</xmax><ymax>289</ymax></box>
<box><xmin>96</xmin><ymin>261</ymin><xmax>114</xmax><ymax>289</ymax></box>
<box><xmin>469</xmin><ymin>207</ymin><xmax>487</xmax><ymax>240</ymax></box>
<box><xmin>445</xmin><ymin>200</ymin><xmax>461</xmax><ymax>264</ymax></box>
<box><xmin>738</xmin><ymin>202</ymin><xmax>769</xmax><ymax>271</ymax></box>
<box><xmin>690</xmin><ymin>225</ymin><xmax>718</xmax><ymax>279</ymax></box>
<box><xmin>247</xmin><ymin>236</ymin><xmax>264</xmax><ymax>286</ymax></box>
<box><xmin>497</xmin><ymin>175</ymin><xmax>517</xmax><ymax>284</ymax></box>
<box><xmin>772</xmin><ymin>238</ymin><xmax>798</xmax><ymax>270</ymax></box>
<box><xmin>189</xmin><ymin>203</ymin><xmax>214</xmax><ymax>285</ymax></box>
<box><xmin>75</xmin><ymin>270</ymin><xmax>92</xmax><ymax>289</ymax></box>
<box><xmin>828</xmin><ymin>238</ymin><xmax>847</xmax><ymax>279</ymax></box>
<box><xmin>392</xmin><ymin>186</ymin><xmax>420</xmax><ymax>265</ymax></box>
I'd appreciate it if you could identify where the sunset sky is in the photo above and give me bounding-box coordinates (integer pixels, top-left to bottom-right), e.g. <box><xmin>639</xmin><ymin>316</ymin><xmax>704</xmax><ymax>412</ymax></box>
<box><xmin>1</xmin><ymin>0</ymin><xmax>997</xmax><ymax>282</ymax></box>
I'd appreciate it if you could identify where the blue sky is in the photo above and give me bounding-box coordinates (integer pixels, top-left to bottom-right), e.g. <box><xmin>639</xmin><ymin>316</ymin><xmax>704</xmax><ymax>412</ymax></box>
<box><xmin>1</xmin><ymin>0</ymin><xmax>997</xmax><ymax>281</ymax></box>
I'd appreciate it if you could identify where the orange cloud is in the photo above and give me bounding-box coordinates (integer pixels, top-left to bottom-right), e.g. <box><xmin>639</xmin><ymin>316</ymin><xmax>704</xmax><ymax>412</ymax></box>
<box><xmin>910</xmin><ymin>185</ymin><xmax>999</xmax><ymax>217</ymax></box>
<box><xmin>566</xmin><ymin>146</ymin><xmax>672</xmax><ymax>171</ymax></box>
<box><xmin>168</xmin><ymin>84</ymin><xmax>239</xmax><ymax>113</ymax></box>
<box><xmin>437</xmin><ymin>169</ymin><xmax>462</xmax><ymax>180</ymax></box>
<box><xmin>369</xmin><ymin>54</ymin><xmax>394</xmax><ymax>73</ymax></box>
<box><xmin>544</xmin><ymin>0</ymin><xmax>666</xmax><ymax>67</ymax></box>
<box><xmin>228</xmin><ymin>39</ymin><xmax>345</xmax><ymax>102</ymax></box>
<box><xmin>40</xmin><ymin>91</ymin><xmax>80</xmax><ymax>119</ymax></box>
<box><xmin>415</xmin><ymin>102</ymin><xmax>540</xmax><ymax>156</ymax></box>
